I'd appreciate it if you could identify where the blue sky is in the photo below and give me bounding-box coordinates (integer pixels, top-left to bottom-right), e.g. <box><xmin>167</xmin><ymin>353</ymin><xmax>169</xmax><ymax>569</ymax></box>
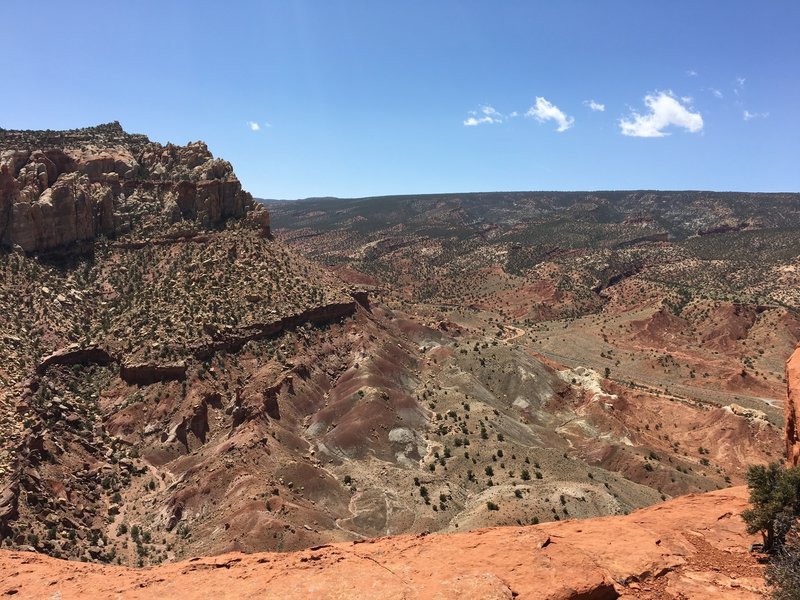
<box><xmin>2</xmin><ymin>1</ymin><xmax>798</xmax><ymax>198</ymax></box>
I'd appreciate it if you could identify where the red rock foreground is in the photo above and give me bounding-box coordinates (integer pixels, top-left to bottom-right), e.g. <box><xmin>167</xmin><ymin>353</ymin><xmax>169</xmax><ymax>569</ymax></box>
<box><xmin>786</xmin><ymin>344</ymin><xmax>800</xmax><ymax>466</ymax></box>
<box><xmin>0</xmin><ymin>487</ymin><xmax>763</xmax><ymax>599</ymax></box>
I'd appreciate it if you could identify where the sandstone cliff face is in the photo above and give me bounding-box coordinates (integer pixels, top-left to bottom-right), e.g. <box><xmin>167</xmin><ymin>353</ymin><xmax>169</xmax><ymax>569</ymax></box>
<box><xmin>5</xmin><ymin>172</ymin><xmax>110</xmax><ymax>252</ymax></box>
<box><xmin>786</xmin><ymin>345</ymin><xmax>800</xmax><ymax>466</ymax></box>
<box><xmin>0</xmin><ymin>122</ymin><xmax>269</xmax><ymax>252</ymax></box>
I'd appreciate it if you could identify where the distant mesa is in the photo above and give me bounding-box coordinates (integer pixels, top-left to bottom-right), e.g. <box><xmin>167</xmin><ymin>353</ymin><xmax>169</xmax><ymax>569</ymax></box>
<box><xmin>0</xmin><ymin>122</ymin><xmax>269</xmax><ymax>254</ymax></box>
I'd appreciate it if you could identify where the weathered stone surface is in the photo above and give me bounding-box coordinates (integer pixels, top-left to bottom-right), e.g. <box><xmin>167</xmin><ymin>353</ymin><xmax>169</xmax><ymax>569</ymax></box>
<box><xmin>160</xmin><ymin>391</ymin><xmax>220</xmax><ymax>450</ymax></box>
<box><xmin>0</xmin><ymin>487</ymin><xmax>766</xmax><ymax>599</ymax></box>
<box><xmin>786</xmin><ymin>345</ymin><xmax>800</xmax><ymax>466</ymax></box>
<box><xmin>194</xmin><ymin>294</ymin><xmax>368</xmax><ymax>358</ymax></box>
<box><xmin>351</xmin><ymin>289</ymin><xmax>370</xmax><ymax>309</ymax></box>
<box><xmin>247</xmin><ymin>202</ymin><xmax>271</xmax><ymax>237</ymax></box>
<box><xmin>8</xmin><ymin>172</ymin><xmax>109</xmax><ymax>252</ymax></box>
<box><xmin>36</xmin><ymin>344</ymin><xmax>114</xmax><ymax>375</ymax></box>
<box><xmin>120</xmin><ymin>362</ymin><xmax>187</xmax><ymax>385</ymax></box>
<box><xmin>0</xmin><ymin>480</ymin><xmax>19</xmax><ymax>525</ymax></box>
<box><xmin>0</xmin><ymin>122</ymin><xmax>267</xmax><ymax>252</ymax></box>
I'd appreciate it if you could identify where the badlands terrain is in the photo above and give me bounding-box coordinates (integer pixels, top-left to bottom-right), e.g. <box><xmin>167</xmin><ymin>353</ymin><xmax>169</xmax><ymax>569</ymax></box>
<box><xmin>0</xmin><ymin>123</ymin><xmax>798</xmax><ymax>598</ymax></box>
<box><xmin>266</xmin><ymin>191</ymin><xmax>800</xmax><ymax>418</ymax></box>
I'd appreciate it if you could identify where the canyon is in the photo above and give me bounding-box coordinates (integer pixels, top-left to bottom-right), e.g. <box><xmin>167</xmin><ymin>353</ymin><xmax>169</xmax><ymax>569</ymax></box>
<box><xmin>0</xmin><ymin>124</ymin><xmax>798</xmax><ymax>598</ymax></box>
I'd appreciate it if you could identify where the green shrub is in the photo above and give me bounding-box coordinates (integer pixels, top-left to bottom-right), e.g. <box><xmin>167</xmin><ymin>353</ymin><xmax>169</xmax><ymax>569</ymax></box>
<box><xmin>742</xmin><ymin>463</ymin><xmax>800</xmax><ymax>552</ymax></box>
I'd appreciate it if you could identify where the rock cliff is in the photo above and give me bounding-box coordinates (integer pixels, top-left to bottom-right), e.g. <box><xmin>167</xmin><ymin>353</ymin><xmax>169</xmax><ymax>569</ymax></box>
<box><xmin>786</xmin><ymin>345</ymin><xmax>800</xmax><ymax>466</ymax></box>
<box><xmin>0</xmin><ymin>122</ymin><xmax>269</xmax><ymax>252</ymax></box>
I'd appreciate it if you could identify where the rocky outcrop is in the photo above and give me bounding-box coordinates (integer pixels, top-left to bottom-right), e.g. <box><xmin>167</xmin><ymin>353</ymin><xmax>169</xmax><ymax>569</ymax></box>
<box><xmin>162</xmin><ymin>393</ymin><xmax>218</xmax><ymax>448</ymax></box>
<box><xmin>729</xmin><ymin>403</ymin><xmax>769</xmax><ymax>423</ymax></box>
<box><xmin>247</xmin><ymin>205</ymin><xmax>271</xmax><ymax>238</ymax></box>
<box><xmin>35</xmin><ymin>294</ymin><xmax>366</xmax><ymax>386</ymax></box>
<box><xmin>350</xmin><ymin>288</ymin><xmax>370</xmax><ymax>310</ymax></box>
<box><xmin>786</xmin><ymin>345</ymin><xmax>800</xmax><ymax>466</ymax></box>
<box><xmin>0</xmin><ymin>480</ymin><xmax>19</xmax><ymax>527</ymax></box>
<box><xmin>1</xmin><ymin>169</ymin><xmax>112</xmax><ymax>252</ymax></box>
<box><xmin>120</xmin><ymin>362</ymin><xmax>187</xmax><ymax>385</ymax></box>
<box><xmin>0</xmin><ymin>122</ymin><xmax>269</xmax><ymax>253</ymax></box>
<box><xmin>36</xmin><ymin>344</ymin><xmax>115</xmax><ymax>375</ymax></box>
<box><xmin>194</xmin><ymin>292</ymin><xmax>369</xmax><ymax>358</ymax></box>
<box><xmin>0</xmin><ymin>428</ymin><xmax>46</xmax><ymax>536</ymax></box>
<box><xmin>0</xmin><ymin>486</ymin><xmax>765</xmax><ymax>599</ymax></box>
<box><xmin>230</xmin><ymin>372</ymin><xmax>291</xmax><ymax>433</ymax></box>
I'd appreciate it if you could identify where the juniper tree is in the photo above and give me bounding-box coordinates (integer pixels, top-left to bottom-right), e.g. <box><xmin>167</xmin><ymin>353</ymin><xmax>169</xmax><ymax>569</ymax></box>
<box><xmin>742</xmin><ymin>463</ymin><xmax>800</xmax><ymax>552</ymax></box>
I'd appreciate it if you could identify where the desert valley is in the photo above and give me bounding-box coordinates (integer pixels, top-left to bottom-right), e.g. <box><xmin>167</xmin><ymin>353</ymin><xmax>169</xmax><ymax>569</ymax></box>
<box><xmin>0</xmin><ymin>123</ymin><xmax>798</xmax><ymax>598</ymax></box>
<box><xmin>2</xmin><ymin>3</ymin><xmax>799</xmax><ymax>598</ymax></box>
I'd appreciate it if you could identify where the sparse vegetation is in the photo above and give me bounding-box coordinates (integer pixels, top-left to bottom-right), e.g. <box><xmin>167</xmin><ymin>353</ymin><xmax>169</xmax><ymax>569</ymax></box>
<box><xmin>743</xmin><ymin>463</ymin><xmax>800</xmax><ymax>599</ymax></box>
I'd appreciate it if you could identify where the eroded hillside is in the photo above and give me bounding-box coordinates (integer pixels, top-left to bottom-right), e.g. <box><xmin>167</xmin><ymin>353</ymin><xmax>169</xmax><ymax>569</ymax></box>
<box><xmin>0</xmin><ymin>128</ymin><xmax>789</xmax><ymax>571</ymax></box>
<box><xmin>267</xmin><ymin>192</ymin><xmax>800</xmax><ymax>417</ymax></box>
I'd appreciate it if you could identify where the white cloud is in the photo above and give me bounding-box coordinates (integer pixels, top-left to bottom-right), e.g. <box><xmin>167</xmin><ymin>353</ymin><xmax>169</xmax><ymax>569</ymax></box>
<box><xmin>463</xmin><ymin>105</ymin><xmax>505</xmax><ymax>126</ymax></box>
<box><xmin>711</xmin><ymin>88</ymin><xmax>724</xmax><ymax>99</ymax></box>
<box><xmin>743</xmin><ymin>110</ymin><xmax>769</xmax><ymax>121</ymax></box>
<box><xmin>584</xmin><ymin>100</ymin><xmax>605</xmax><ymax>112</ymax></box>
<box><xmin>686</xmin><ymin>69</ymin><xmax>698</xmax><ymax>77</ymax></box>
<box><xmin>619</xmin><ymin>91</ymin><xmax>703</xmax><ymax>137</ymax></box>
<box><xmin>526</xmin><ymin>97</ymin><xmax>574</xmax><ymax>132</ymax></box>
<box><xmin>734</xmin><ymin>77</ymin><xmax>746</xmax><ymax>96</ymax></box>
<box><xmin>247</xmin><ymin>121</ymin><xmax>260</xmax><ymax>131</ymax></box>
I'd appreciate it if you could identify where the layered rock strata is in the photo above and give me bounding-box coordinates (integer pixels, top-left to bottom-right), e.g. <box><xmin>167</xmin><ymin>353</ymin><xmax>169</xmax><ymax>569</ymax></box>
<box><xmin>0</xmin><ymin>122</ymin><xmax>269</xmax><ymax>252</ymax></box>
<box><xmin>194</xmin><ymin>292</ymin><xmax>369</xmax><ymax>358</ymax></box>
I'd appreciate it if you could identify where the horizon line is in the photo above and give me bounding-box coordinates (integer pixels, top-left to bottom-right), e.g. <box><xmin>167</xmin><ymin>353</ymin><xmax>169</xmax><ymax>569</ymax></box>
<box><xmin>256</xmin><ymin>188</ymin><xmax>800</xmax><ymax>202</ymax></box>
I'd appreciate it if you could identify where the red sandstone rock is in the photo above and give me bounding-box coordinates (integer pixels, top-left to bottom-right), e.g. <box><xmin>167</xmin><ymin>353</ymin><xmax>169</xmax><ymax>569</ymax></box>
<box><xmin>786</xmin><ymin>345</ymin><xmax>800</xmax><ymax>466</ymax></box>
<box><xmin>120</xmin><ymin>362</ymin><xmax>187</xmax><ymax>385</ymax></box>
<box><xmin>0</xmin><ymin>487</ymin><xmax>765</xmax><ymax>599</ymax></box>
